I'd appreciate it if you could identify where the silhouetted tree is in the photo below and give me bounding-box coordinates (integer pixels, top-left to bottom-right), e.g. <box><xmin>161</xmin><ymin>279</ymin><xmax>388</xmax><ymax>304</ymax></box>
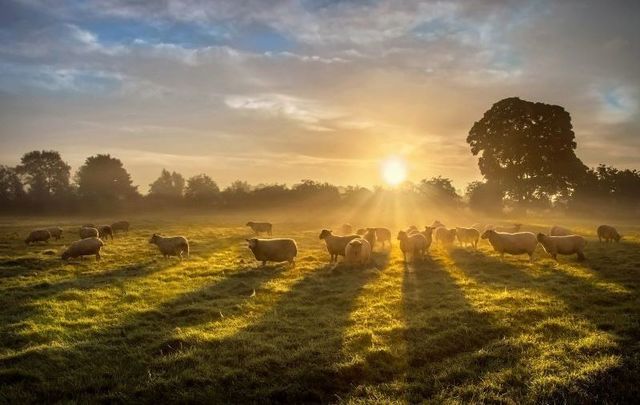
<box><xmin>148</xmin><ymin>169</ymin><xmax>185</xmax><ymax>201</ymax></box>
<box><xmin>221</xmin><ymin>180</ymin><xmax>252</xmax><ymax>206</ymax></box>
<box><xmin>184</xmin><ymin>174</ymin><xmax>220</xmax><ymax>204</ymax></box>
<box><xmin>16</xmin><ymin>150</ymin><xmax>71</xmax><ymax>205</ymax></box>
<box><xmin>0</xmin><ymin>165</ymin><xmax>25</xmax><ymax>210</ymax></box>
<box><xmin>76</xmin><ymin>154</ymin><xmax>138</xmax><ymax>207</ymax></box>
<box><xmin>465</xmin><ymin>181</ymin><xmax>503</xmax><ymax>214</ymax></box>
<box><xmin>467</xmin><ymin>97</ymin><xmax>587</xmax><ymax>205</ymax></box>
<box><xmin>417</xmin><ymin>176</ymin><xmax>461</xmax><ymax>205</ymax></box>
<box><xmin>291</xmin><ymin>179</ymin><xmax>340</xmax><ymax>202</ymax></box>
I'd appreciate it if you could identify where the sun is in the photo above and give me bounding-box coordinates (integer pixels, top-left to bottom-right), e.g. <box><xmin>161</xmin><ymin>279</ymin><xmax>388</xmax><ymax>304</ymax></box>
<box><xmin>381</xmin><ymin>157</ymin><xmax>407</xmax><ymax>186</ymax></box>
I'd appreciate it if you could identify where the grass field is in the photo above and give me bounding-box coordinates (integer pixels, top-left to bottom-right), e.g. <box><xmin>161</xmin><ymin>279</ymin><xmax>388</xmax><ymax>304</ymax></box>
<box><xmin>1</xmin><ymin>215</ymin><xmax>640</xmax><ymax>403</ymax></box>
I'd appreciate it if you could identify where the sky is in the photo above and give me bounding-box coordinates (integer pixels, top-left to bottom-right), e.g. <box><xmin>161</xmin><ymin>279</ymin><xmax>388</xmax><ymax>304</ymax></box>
<box><xmin>0</xmin><ymin>0</ymin><xmax>639</xmax><ymax>192</ymax></box>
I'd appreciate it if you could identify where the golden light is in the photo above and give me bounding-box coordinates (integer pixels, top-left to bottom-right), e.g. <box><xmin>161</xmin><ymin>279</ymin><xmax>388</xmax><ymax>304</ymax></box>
<box><xmin>381</xmin><ymin>157</ymin><xmax>407</xmax><ymax>186</ymax></box>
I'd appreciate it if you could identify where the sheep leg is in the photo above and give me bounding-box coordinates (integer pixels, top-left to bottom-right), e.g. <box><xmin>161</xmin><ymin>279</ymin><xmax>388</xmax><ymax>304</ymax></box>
<box><xmin>95</xmin><ymin>252</ymin><xmax>101</xmax><ymax>261</ymax></box>
<box><xmin>577</xmin><ymin>251</ymin><xmax>586</xmax><ymax>261</ymax></box>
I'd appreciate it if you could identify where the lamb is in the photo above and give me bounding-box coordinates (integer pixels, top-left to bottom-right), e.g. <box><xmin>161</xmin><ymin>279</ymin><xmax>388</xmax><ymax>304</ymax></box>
<box><xmin>25</xmin><ymin>229</ymin><xmax>51</xmax><ymax>245</ymax></box>
<box><xmin>61</xmin><ymin>237</ymin><xmax>104</xmax><ymax>261</ymax></box>
<box><xmin>597</xmin><ymin>225</ymin><xmax>621</xmax><ymax>243</ymax></box>
<box><xmin>344</xmin><ymin>238</ymin><xmax>372</xmax><ymax>267</ymax></box>
<box><xmin>363</xmin><ymin>228</ymin><xmax>377</xmax><ymax>250</ymax></box>
<box><xmin>456</xmin><ymin>227</ymin><xmax>480</xmax><ymax>248</ymax></box>
<box><xmin>246</xmin><ymin>221</ymin><xmax>273</xmax><ymax>236</ymax></box>
<box><xmin>481</xmin><ymin>230</ymin><xmax>538</xmax><ymax>262</ymax></box>
<box><xmin>111</xmin><ymin>220</ymin><xmax>130</xmax><ymax>233</ymax></box>
<box><xmin>341</xmin><ymin>223</ymin><xmax>353</xmax><ymax>235</ymax></box>
<box><xmin>79</xmin><ymin>227</ymin><xmax>99</xmax><ymax>239</ymax></box>
<box><xmin>247</xmin><ymin>238</ymin><xmax>297</xmax><ymax>266</ymax></box>
<box><xmin>46</xmin><ymin>227</ymin><xmax>63</xmax><ymax>240</ymax></box>
<box><xmin>550</xmin><ymin>225</ymin><xmax>572</xmax><ymax>236</ymax></box>
<box><xmin>149</xmin><ymin>234</ymin><xmax>190</xmax><ymax>259</ymax></box>
<box><xmin>319</xmin><ymin>229</ymin><xmax>359</xmax><ymax>262</ymax></box>
<box><xmin>397</xmin><ymin>231</ymin><xmax>428</xmax><ymax>263</ymax></box>
<box><xmin>434</xmin><ymin>227</ymin><xmax>456</xmax><ymax>246</ymax></box>
<box><xmin>97</xmin><ymin>225</ymin><xmax>114</xmax><ymax>240</ymax></box>
<box><xmin>537</xmin><ymin>233</ymin><xmax>586</xmax><ymax>261</ymax></box>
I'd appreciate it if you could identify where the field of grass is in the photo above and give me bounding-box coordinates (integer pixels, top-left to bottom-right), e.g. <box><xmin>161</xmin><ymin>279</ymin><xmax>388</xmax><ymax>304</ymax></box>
<box><xmin>1</xmin><ymin>214</ymin><xmax>640</xmax><ymax>403</ymax></box>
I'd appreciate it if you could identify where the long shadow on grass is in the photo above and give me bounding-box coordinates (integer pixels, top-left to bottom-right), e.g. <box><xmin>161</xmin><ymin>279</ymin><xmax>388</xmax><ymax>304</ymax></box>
<box><xmin>450</xmin><ymin>248</ymin><xmax>640</xmax><ymax>403</ymax></box>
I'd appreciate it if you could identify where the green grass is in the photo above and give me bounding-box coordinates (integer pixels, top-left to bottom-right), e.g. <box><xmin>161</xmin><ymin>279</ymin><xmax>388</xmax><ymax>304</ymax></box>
<box><xmin>1</xmin><ymin>216</ymin><xmax>639</xmax><ymax>403</ymax></box>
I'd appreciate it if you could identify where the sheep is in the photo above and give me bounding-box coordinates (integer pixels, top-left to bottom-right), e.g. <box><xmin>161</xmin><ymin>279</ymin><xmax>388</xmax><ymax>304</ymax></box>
<box><xmin>61</xmin><ymin>237</ymin><xmax>104</xmax><ymax>261</ymax></box>
<box><xmin>247</xmin><ymin>238</ymin><xmax>297</xmax><ymax>266</ymax></box>
<box><xmin>397</xmin><ymin>231</ymin><xmax>428</xmax><ymax>263</ymax></box>
<box><xmin>149</xmin><ymin>234</ymin><xmax>189</xmax><ymax>259</ymax></box>
<box><xmin>356</xmin><ymin>228</ymin><xmax>366</xmax><ymax>235</ymax></box>
<box><xmin>537</xmin><ymin>233</ymin><xmax>586</xmax><ymax>262</ymax></box>
<box><xmin>481</xmin><ymin>230</ymin><xmax>538</xmax><ymax>262</ymax></box>
<box><xmin>550</xmin><ymin>225</ymin><xmax>573</xmax><ymax>236</ymax></box>
<box><xmin>79</xmin><ymin>227</ymin><xmax>99</xmax><ymax>239</ymax></box>
<box><xmin>494</xmin><ymin>223</ymin><xmax>522</xmax><ymax>233</ymax></box>
<box><xmin>597</xmin><ymin>225</ymin><xmax>621</xmax><ymax>243</ymax></box>
<box><xmin>363</xmin><ymin>228</ymin><xmax>377</xmax><ymax>250</ymax></box>
<box><xmin>111</xmin><ymin>220</ymin><xmax>130</xmax><ymax>233</ymax></box>
<box><xmin>371</xmin><ymin>227</ymin><xmax>392</xmax><ymax>248</ymax></box>
<box><xmin>407</xmin><ymin>225</ymin><xmax>419</xmax><ymax>234</ymax></box>
<box><xmin>246</xmin><ymin>221</ymin><xmax>273</xmax><ymax>236</ymax></box>
<box><xmin>344</xmin><ymin>238</ymin><xmax>372</xmax><ymax>267</ymax></box>
<box><xmin>25</xmin><ymin>229</ymin><xmax>51</xmax><ymax>245</ymax></box>
<box><xmin>46</xmin><ymin>227</ymin><xmax>63</xmax><ymax>240</ymax></box>
<box><xmin>97</xmin><ymin>225</ymin><xmax>113</xmax><ymax>240</ymax></box>
<box><xmin>420</xmin><ymin>226</ymin><xmax>435</xmax><ymax>251</ymax></box>
<box><xmin>431</xmin><ymin>220</ymin><xmax>445</xmax><ymax>228</ymax></box>
<box><xmin>434</xmin><ymin>227</ymin><xmax>457</xmax><ymax>246</ymax></box>
<box><xmin>319</xmin><ymin>229</ymin><xmax>359</xmax><ymax>262</ymax></box>
<box><xmin>456</xmin><ymin>227</ymin><xmax>480</xmax><ymax>248</ymax></box>
<box><xmin>341</xmin><ymin>223</ymin><xmax>353</xmax><ymax>235</ymax></box>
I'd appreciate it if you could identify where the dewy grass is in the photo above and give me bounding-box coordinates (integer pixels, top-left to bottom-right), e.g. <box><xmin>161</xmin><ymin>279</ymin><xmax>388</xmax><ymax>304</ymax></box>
<box><xmin>1</xmin><ymin>217</ymin><xmax>639</xmax><ymax>403</ymax></box>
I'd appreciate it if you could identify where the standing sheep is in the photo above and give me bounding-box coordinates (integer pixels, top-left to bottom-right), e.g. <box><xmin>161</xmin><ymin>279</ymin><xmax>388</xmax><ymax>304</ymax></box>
<box><xmin>371</xmin><ymin>227</ymin><xmax>392</xmax><ymax>248</ymax></box>
<box><xmin>97</xmin><ymin>225</ymin><xmax>114</xmax><ymax>240</ymax></box>
<box><xmin>537</xmin><ymin>233</ymin><xmax>586</xmax><ymax>262</ymax></box>
<box><xmin>111</xmin><ymin>221</ymin><xmax>130</xmax><ymax>233</ymax></box>
<box><xmin>46</xmin><ymin>227</ymin><xmax>63</xmax><ymax>240</ymax></box>
<box><xmin>481</xmin><ymin>230</ymin><xmax>538</xmax><ymax>262</ymax></box>
<box><xmin>397</xmin><ymin>231</ymin><xmax>428</xmax><ymax>263</ymax></box>
<box><xmin>434</xmin><ymin>227</ymin><xmax>457</xmax><ymax>247</ymax></box>
<box><xmin>319</xmin><ymin>229</ymin><xmax>359</xmax><ymax>262</ymax></box>
<box><xmin>344</xmin><ymin>238</ymin><xmax>372</xmax><ymax>268</ymax></box>
<box><xmin>25</xmin><ymin>229</ymin><xmax>51</xmax><ymax>245</ymax></box>
<box><xmin>149</xmin><ymin>234</ymin><xmax>190</xmax><ymax>259</ymax></box>
<box><xmin>456</xmin><ymin>227</ymin><xmax>480</xmax><ymax>248</ymax></box>
<box><xmin>79</xmin><ymin>227</ymin><xmax>99</xmax><ymax>239</ymax></box>
<box><xmin>363</xmin><ymin>228</ymin><xmax>377</xmax><ymax>250</ymax></box>
<box><xmin>341</xmin><ymin>223</ymin><xmax>354</xmax><ymax>235</ymax></box>
<box><xmin>597</xmin><ymin>225</ymin><xmax>621</xmax><ymax>243</ymax></box>
<box><xmin>247</xmin><ymin>238</ymin><xmax>297</xmax><ymax>266</ymax></box>
<box><xmin>550</xmin><ymin>225</ymin><xmax>572</xmax><ymax>236</ymax></box>
<box><xmin>420</xmin><ymin>226</ymin><xmax>435</xmax><ymax>251</ymax></box>
<box><xmin>62</xmin><ymin>237</ymin><xmax>104</xmax><ymax>261</ymax></box>
<box><xmin>246</xmin><ymin>221</ymin><xmax>273</xmax><ymax>236</ymax></box>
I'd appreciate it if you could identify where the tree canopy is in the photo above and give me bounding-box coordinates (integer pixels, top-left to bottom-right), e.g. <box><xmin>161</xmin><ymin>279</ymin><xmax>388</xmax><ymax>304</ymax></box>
<box><xmin>184</xmin><ymin>174</ymin><xmax>220</xmax><ymax>204</ymax></box>
<box><xmin>149</xmin><ymin>169</ymin><xmax>185</xmax><ymax>200</ymax></box>
<box><xmin>76</xmin><ymin>154</ymin><xmax>138</xmax><ymax>204</ymax></box>
<box><xmin>15</xmin><ymin>150</ymin><xmax>71</xmax><ymax>202</ymax></box>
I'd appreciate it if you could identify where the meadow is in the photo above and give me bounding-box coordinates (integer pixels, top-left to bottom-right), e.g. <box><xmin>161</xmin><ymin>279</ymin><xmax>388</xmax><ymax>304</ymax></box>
<box><xmin>1</xmin><ymin>212</ymin><xmax>639</xmax><ymax>403</ymax></box>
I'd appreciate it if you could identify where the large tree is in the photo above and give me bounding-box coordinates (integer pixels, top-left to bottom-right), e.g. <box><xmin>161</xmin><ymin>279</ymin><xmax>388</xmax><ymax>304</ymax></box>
<box><xmin>76</xmin><ymin>154</ymin><xmax>138</xmax><ymax>203</ymax></box>
<box><xmin>16</xmin><ymin>150</ymin><xmax>71</xmax><ymax>201</ymax></box>
<box><xmin>0</xmin><ymin>165</ymin><xmax>25</xmax><ymax>208</ymax></box>
<box><xmin>467</xmin><ymin>97</ymin><xmax>587</xmax><ymax>203</ymax></box>
<box><xmin>184</xmin><ymin>174</ymin><xmax>220</xmax><ymax>204</ymax></box>
<box><xmin>148</xmin><ymin>169</ymin><xmax>185</xmax><ymax>200</ymax></box>
<box><xmin>417</xmin><ymin>176</ymin><xmax>461</xmax><ymax>205</ymax></box>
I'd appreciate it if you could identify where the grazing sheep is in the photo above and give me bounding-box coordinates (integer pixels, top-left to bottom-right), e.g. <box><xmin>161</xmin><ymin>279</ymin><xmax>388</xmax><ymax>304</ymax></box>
<box><xmin>550</xmin><ymin>225</ymin><xmax>572</xmax><ymax>236</ymax></box>
<box><xmin>434</xmin><ymin>227</ymin><xmax>457</xmax><ymax>246</ymax></box>
<box><xmin>344</xmin><ymin>238</ymin><xmax>372</xmax><ymax>267</ymax></box>
<box><xmin>149</xmin><ymin>234</ymin><xmax>189</xmax><ymax>259</ymax></box>
<box><xmin>456</xmin><ymin>227</ymin><xmax>480</xmax><ymax>248</ymax></box>
<box><xmin>341</xmin><ymin>223</ymin><xmax>354</xmax><ymax>235</ymax></box>
<box><xmin>46</xmin><ymin>227</ymin><xmax>63</xmax><ymax>240</ymax></box>
<box><xmin>97</xmin><ymin>225</ymin><xmax>114</xmax><ymax>240</ymax></box>
<box><xmin>494</xmin><ymin>223</ymin><xmax>522</xmax><ymax>233</ymax></box>
<box><xmin>246</xmin><ymin>221</ymin><xmax>273</xmax><ymax>236</ymax></box>
<box><xmin>247</xmin><ymin>238</ymin><xmax>297</xmax><ymax>266</ymax></box>
<box><xmin>79</xmin><ymin>227</ymin><xmax>99</xmax><ymax>239</ymax></box>
<box><xmin>319</xmin><ymin>229</ymin><xmax>359</xmax><ymax>262</ymax></box>
<box><xmin>597</xmin><ymin>225</ymin><xmax>621</xmax><ymax>243</ymax></box>
<box><xmin>537</xmin><ymin>233</ymin><xmax>586</xmax><ymax>261</ymax></box>
<box><xmin>25</xmin><ymin>229</ymin><xmax>51</xmax><ymax>245</ymax></box>
<box><xmin>111</xmin><ymin>220</ymin><xmax>130</xmax><ymax>233</ymax></box>
<box><xmin>363</xmin><ymin>228</ymin><xmax>377</xmax><ymax>250</ymax></box>
<box><xmin>481</xmin><ymin>230</ymin><xmax>538</xmax><ymax>262</ymax></box>
<box><xmin>397</xmin><ymin>231</ymin><xmax>428</xmax><ymax>263</ymax></box>
<box><xmin>420</xmin><ymin>226</ymin><xmax>435</xmax><ymax>251</ymax></box>
<box><xmin>371</xmin><ymin>227</ymin><xmax>392</xmax><ymax>248</ymax></box>
<box><xmin>62</xmin><ymin>237</ymin><xmax>104</xmax><ymax>261</ymax></box>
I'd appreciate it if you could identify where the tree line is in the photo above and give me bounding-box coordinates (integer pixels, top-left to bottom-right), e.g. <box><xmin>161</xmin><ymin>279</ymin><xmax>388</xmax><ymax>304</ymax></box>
<box><xmin>0</xmin><ymin>97</ymin><xmax>638</xmax><ymax>216</ymax></box>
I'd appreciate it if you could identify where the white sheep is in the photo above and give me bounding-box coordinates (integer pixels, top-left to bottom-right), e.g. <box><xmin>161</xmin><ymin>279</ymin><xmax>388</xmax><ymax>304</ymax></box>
<box><xmin>456</xmin><ymin>227</ymin><xmax>480</xmax><ymax>248</ymax></box>
<box><xmin>434</xmin><ymin>227</ymin><xmax>456</xmax><ymax>246</ymax></box>
<box><xmin>319</xmin><ymin>229</ymin><xmax>359</xmax><ymax>262</ymax></box>
<box><xmin>61</xmin><ymin>237</ymin><xmax>104</xmax><ymax>261</ymax></box>
<box><xmin>25</xmin><ymin>229</ymin><xmax>51</xmax><ymax>245</ymax></box>
<box><xmin>97</xmin><ymin>225</ymin><xmax>113</xmax><ymax>240</ymax></box>
<box><xmin>550</xmin><ymin>225</ymin><xmax>572</xmax><ymax>236</ymax></box>
<box><xmin>79</xmin><ymin>227</ymin><xmax>99</xmax><ymax>239</ymax></box>
<box><xmin>420</xmin><ymin>226</ymin><xmax>435</xmax><ymax>251</ymax></box>
<box><xmin>149</xmin><ymin>234</ymin><xmax>190</xmax><ymax>259</ymax></box>
<box><xmin>368</xmin><ymin>227</ymin><xmax>391</xmax><ymax>248</ymax></box>
<box><xmin>481</xmin><ymin>230</ymin><xmax>538</xmax><ymax>262</ymax></box>
<box><xmin>344</xmin><ymin>238</ymin><xmax>372</xmax><ymax>267</ymax></box>
<box><xmin>246</xmin><ymin>221</ymin><xmax>273</xmax><ymax>236</ymax></box>
<box><xmin>537</xmin><ymin>233</ymin><xmax>586</xmax><ymax>261</ymax></box>
<box><xmin>247</xmin><ymin>238</ymin><xmax>297</xmax><ymax>266</ymax></box>
<box><xmin>397</xmin><ymin>231</ymin><xmax>428</xmax><ymax>263</ymax></box>
<box><xmin>597</xmin><ymin>225</ymin><xmax>621</xmax><ymax>243</ymax></box>
<box><xmin>46</xmin><ymin>227</ymin><xmax>63</xmax><ymax>240</ymax></box>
